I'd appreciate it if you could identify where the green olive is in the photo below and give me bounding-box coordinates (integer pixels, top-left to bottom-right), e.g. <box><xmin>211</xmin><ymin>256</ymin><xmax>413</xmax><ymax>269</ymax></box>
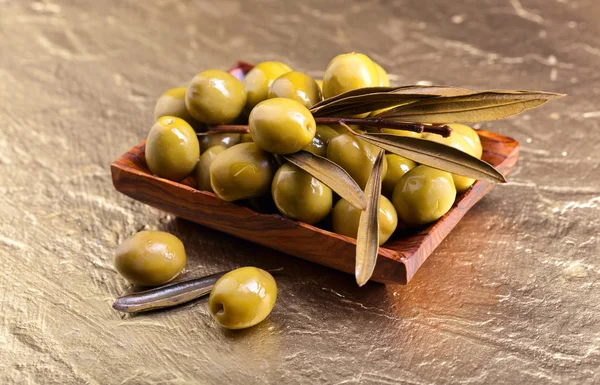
<box><xmin>114</xmin><ymin>231</ymin><xmax>186</xmax><ymax>286</ymax></box>
<box><xmin>153</xmin><ymin>87</ymin><xmax>196</xmax><ymax>125</ymax></box>
<box><xmin>422</xmin><ymin>132</ymin><xmax>477</xmax><ymax>192</ymax></box>
<box><xmin>302</xmin><ymin>125</ymin><xmax>340</xmax><ymax>157</ymax></box>
<box><xmin>392</xmin><ymin>165</ymin><xmax>456</xmax><ymax>226</ymax></box>
<box><xmin>315</xmin><ymin>79</ymin><xmax>323</xmax><ymax>92</ymax></box>
<box><xmin>326</xmin><ymin>133</ymin><xmax>388</xmax><ymax>189</ymax></box>
<box><xmin>322</xmin><ymin>52</ymin><xmax>379</xmax><ymax>99</ymax></box>
<box><xmin>196</xmin><ymin>145</ymin><xmax>226</xmax><ymax>192</ymax></box>
<box><xmin>332</xmin><ymin>196</ymin><xmax>398</xmax><ymax>245</ymax></box>
<box><xmin>240</xmin><ymin>133</ymin><xmax>254</xmax><ymax>143</ymax></box>
<box><xmin>382</xmin><ymin>154</ymin><xmax>417</xmax><ymax>198</ymax></box>
<box><xmin>448</xmin><ymin>123</ymin><xmax>482</xmax><ymax>159</ymax></box>
<box><xmin>249</xmin><ymin>98</ymin><xmax>316</xmax><ymax>155</ymax></box>
<box><xmin>243</xmin><ymin>61</ymin><xmax>292</xmax><ymax>113</ymax></box>
<box><xmin>208</xmin><ymin>267</ymin><xmax>277</xmax><ymax>330</ymax></box>
<box><xmin>146</xmin><ymin>116</ymin><xmax>200</xmax><ymax>182</ymax></box>
<box><xmin>185</xmin><ymin>69</ymin><xmax>246</xmax><ymax>124</ymax></box>
<box><xmin>374</xmin><ymin>62</ymin><xmax>390</xmax><ymax>87</ymax></box>
<box><xmin>209</xmin><ymin>142</ymin><xmax>277</xmax><ymax>201</ymax></box>
<box><xmin>271</xmin><ymin>163</ymin><xmax>332</xmax><ymax>224</ymax></box>
<box><xmin>199</xmin><ymin>133</ymin><xmax>241</xmax><ymax>152</ymax></box>
<box><xmin>268</xmin><ymin>71</ymin><xmax>322</xmax><ymax>109</ymax></box>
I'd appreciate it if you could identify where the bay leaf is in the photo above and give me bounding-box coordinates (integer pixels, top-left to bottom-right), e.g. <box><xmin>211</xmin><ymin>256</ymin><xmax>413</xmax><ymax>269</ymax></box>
<box><xmin>283</xmin><ymin>151</ymin><xmax>367</xmax><ymax>211</ymax></box>
<box><xmin>355</xmin><ymin>149</ymin><xmax>385</xmax><ymax>287</ymax></box>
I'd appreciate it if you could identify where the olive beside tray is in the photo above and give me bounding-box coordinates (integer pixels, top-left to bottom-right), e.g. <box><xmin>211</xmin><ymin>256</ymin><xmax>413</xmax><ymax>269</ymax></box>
<box><xmin>110</xmin><ymin>63</ymin><xmax>520</xmax><ymax>285</ymax></box>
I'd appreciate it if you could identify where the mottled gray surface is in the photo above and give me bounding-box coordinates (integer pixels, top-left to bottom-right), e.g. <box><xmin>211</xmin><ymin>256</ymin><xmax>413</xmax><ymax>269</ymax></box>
<box><xmin>1</xmin><ymin>0</ymin><xmax>599</xmax><ymax>384</ymax></box>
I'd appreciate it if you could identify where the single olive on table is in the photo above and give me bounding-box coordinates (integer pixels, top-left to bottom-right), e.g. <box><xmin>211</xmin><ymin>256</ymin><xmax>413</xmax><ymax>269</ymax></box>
<box><xmin>271</xmin><ymin>163</ymin><xmax>333</xmax><ymax>225</ymax></box>
<box><xmin>114</xmin><ymin>231</ymin><xmax>187</xmax><ymax>287</ymax></box>
<box><xmin>185</xmin><ymin>69</ymin><xmax>247</xmax><ymax>124</ymax></box>
<box><xmin>208</xmin><ymin>267</ymin><xmax>277</xmax><ymax>330</ymax></box>
<box><xmin>145</xmin><ymin>116</ymin><xmax>200</xmax><ymax>182</ymax></box>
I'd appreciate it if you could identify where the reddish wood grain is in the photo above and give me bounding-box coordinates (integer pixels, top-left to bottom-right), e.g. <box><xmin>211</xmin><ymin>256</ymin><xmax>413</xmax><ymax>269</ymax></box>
<box><xmin>110</xmin><ymin>130</ymin><xmax>519</xmax><ymax>284</ymax></box>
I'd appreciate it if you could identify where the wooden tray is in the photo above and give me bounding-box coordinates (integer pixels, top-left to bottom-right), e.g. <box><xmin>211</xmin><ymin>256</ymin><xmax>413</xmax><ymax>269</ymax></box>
<box><xmin>111</xmin><ymin>62</ymin><xmax>519</xmax><ymax>284</ymax></box>
<box><xmin>111</xmin><ymin>131</ymin><xmax>518</xmax><ymax>284</ymax></box>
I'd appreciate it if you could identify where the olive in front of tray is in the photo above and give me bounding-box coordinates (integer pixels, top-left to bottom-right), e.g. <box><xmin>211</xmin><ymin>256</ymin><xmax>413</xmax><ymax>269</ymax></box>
<box><xmin>271</xmin><ymin>163</ymin><xmax>332</xmax><ymax>225</ymax></box>
<box><xmin>392</xmin><ymin>165</ymin><xmax>457</xmax><ymax>226</ymax></box>
<box><xmin>209</xmin><ymin>142</ymin><xmax>277</xmax><ymax>201</ymax></box>
<box><xmin>145</xmin><ymin>116</ymin><xmax>200</xmax><ymax>182</ymax></box>
<box><xmin>208</xmin><ymin>267</ymin><xmax>277</xmax><ymax>330</ymax></box>
<box><xmin>185</xmin><ymin>69</ymin><xmax>247</xmax><ymax>125</ymax></box>
<box><xmin>249</xmin><ymin>98</ymin><xmax>316</xmax><ymax>155</ymax></box>
<box><xmin>114</xmin><ymin>231</ymin><xmax>186</xmax><ymax>287</ymax></box>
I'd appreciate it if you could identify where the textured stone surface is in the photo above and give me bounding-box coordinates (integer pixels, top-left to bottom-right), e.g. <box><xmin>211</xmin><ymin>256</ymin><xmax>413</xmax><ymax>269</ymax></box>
<box><xmin>1</xmin><ymin>0</ymin><xmax>599</xmax><ymax>383</ymax></box>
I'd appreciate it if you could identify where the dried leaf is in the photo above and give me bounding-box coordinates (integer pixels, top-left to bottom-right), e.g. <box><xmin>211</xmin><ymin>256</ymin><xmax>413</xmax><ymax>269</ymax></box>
<box><xmin>355</xmin><ymin>149</ymin><xmax>385</xmax><ymax>287</ymax></box>
<box><xmin>358</xmin><ymin>133</ymin><xmax>506</xmax><ymax>183</ymax></box>
<box><xmin>380</xmin><ymin>90</ymin><xmax>565</xmax><ymax>123</ymax></box>
<box><xmin>283</xmin><ymin>151</ymin><xmax>367</xmax><ymax>211</ymax></box>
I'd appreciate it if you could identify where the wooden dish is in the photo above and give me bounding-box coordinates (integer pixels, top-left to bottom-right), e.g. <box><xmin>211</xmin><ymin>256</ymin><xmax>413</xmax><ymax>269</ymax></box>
<box><xmin>111</xmin><ymin>63</ymin><xmax>520</xmax><ymax>284</ymax></box>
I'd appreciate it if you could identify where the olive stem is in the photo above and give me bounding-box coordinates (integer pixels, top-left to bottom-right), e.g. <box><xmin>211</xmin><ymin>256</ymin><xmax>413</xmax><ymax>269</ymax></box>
<box><xmin>314</xmin><ymin>117</ymin><xmax>452</xmax><ymax>138</ymax></box>
<box><xmin>205</xmin><ymin>120</ymin><xmax>452</xmax><ymax>138</ymax></box>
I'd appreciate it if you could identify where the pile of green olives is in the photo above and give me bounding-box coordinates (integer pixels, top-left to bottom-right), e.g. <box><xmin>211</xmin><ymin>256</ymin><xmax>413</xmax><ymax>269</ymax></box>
<box><xmin>145</xmin><ymin>53</ymin><xmax>484</xmax><ymax>247</ymax></box>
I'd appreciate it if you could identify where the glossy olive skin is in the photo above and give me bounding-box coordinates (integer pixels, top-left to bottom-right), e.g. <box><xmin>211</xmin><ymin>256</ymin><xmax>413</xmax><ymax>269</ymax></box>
<box><xmin>199</xmin><ymin>133</ymin><xmax>241</xmax><ymax>152</ymax></box>
<box><xmin>249</xmin><ymin>98</ymin><xmax>316</xmax><ymax>155</ymax></box>
<box><xmin>153</xmin><ymin>87</ymin><xmax>196</xmax><ymax>124</ymax></box>
<box><xmin>326</xmin><ymin>133</ymin><xmax>388</xmax><ymax>189</ymax></box>
<box><xmin>209</xmin><ymin>142</ymin><xmax>277</xmax><ymax>201</ymax></box>
<box><xmin>303</xmin><ymin>124</ymin><xmax>341</xmax><ymax>157</ymax></box>
<box><xmin>268</xmin><ymin>71</ymin><xmax>322</xmax><ymax>109</ymax></box>
<box><xmin>243</xmin><ymin>61</ymin><xmax>292</xmax><ymax>113</ymax></box>
<box><xmin>196</xmin><ymin>145</ymin><xmax>226</xmax><ymax>192</ymax></box>
<box><xmin>382</xmin><ymin>154</ymin><xmax>417</xmax><ymax>198</ymax></box>
<box><xmin>146</xmin><ymin>116</ymin><xmax>200</xmax><ymax>182</ymax></box>
<box><xmin>208</xmin><ymin>267</ymin><xmax>277</xmax><ymax>330</ymax></box>
<box><xmin>392</xmin><ymin>165</ymin><xmax>456</xmax><ymax>226</ymax></box>
<box><xmin>271</xmin><ymin>163</ymin><xmax>332</xmax><ymax>224</ymax></box>
<box><xmin>240</xmin><ymin>133</ymin><xmax>254</xmax><ymax>143</ymax></box>
<box><xmin>322</xmin><ymin>52</ymin><xmax>379</xmax><ymax>99</ymax></box>
<box><xmin>448</xmin><ymin>123</ymin><xmax>482</xmax><ymax>159</ymax></box>
<box><xmin>185</xmin><ymin>69</ymin><xmax>246</xmax><ymax>124</ymax></box>
<box><xmin>374</xmin><ymin>62</ymin><xmax>390</xmax><ymax>87</ymax></box>
<box><xmin>332</xmin><ymin>196</ymin><xmax>398</xmax><ymax>245</ymax></box>
<box><xmin>422</xmin><ymin>132</ymin><xmax>477</xmax><ymax>192</ymax></box>
<box><xmin>114</xmin><ymin>231</ymin><xmax>186</xmax><ymax>286</ymax></box>
<box><xmin>315</xmin><ymin>79</ymin><xmax>323</xmax><ymax>92</ymax></box>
